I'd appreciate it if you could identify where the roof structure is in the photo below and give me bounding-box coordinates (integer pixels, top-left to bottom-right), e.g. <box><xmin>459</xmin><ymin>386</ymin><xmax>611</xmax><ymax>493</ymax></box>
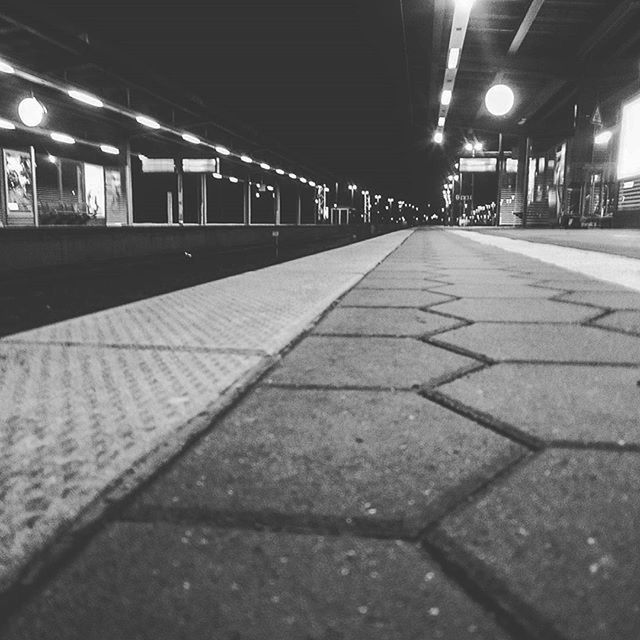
<box><xmin>1</xmin><ymin>0</ymin><xmax>640</xmax><ymax>203</ymax></box>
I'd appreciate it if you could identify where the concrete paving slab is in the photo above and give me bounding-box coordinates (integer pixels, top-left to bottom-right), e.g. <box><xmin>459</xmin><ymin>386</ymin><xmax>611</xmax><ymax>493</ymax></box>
<box><xmin>536</xmin><ymin>279</ymin><xmax>627</xmax><ymax>292</ymax></box>
<box><xmin>265</xmin><ymin>336</ymin><xmax>480</xmax><ymax>388</ymax></box>
<box><xmin>558</xmin><ymin>291</ymin><xmax>640</xmax><ymax>310</ymax></box>
<box><xmin>357</xmin><ymin>276</ymin><xmax>448</xmax><ymax>289</ymax></box>
<box><xmin>0</xmin><ymin>341</ymin><xmax>265</xmax><ymax>591</ymax></box>
<box><xmin>435</xmin><ymin>450</ymin><xmax>640</xmax><ymax>640</ymax></box>
<box><xmin>2</xmin><ymin>523</ymin><xmax>510</xmax><ymax>640</ymax></box>
<box><xmin>128</xmin><ymin>388</ymin><xmax>525</xmax><ymax>532</ymax></box>
<box><xmin>431</xmin><ymin>298</ymin><xmax>599</xmax><ymax>323</ymax></box>
<box><xmin>313</xmin><ymin>307</ymin><xmax>462</xmax><ymax>336</ymax></box>
<box><xmin>435</xmin><ymin>284</ymin><xmax>558</xmax><ymax>299</ymax></box>
<box><xmin>339</xmin><ymin>289</ymin><xmax>452</xmax><ymax>308</ymax></box>
<box><xmin>438</xmin><ymin>363</ymin><xmax>640</xmax><ymax>444</ymax></box>
<box><xmin>434</xmin><ymin>323</ymin><xmax>640</xmax><ymax>363</ymax></box>
<box><xmin>593</xmin><ymin>310</ymin><xmax>640</xmax><ymax>335</ymax></box>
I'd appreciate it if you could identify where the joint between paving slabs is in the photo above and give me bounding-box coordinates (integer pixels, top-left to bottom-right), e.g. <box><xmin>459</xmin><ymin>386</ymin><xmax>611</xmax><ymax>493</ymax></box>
<box><xmin>420</xmin><ymin>528</ymin><xmax>571</xmax><ymax>640</ymax></box>
<box><xmin>425</xmin><ymin>336</ymin><xmax>497</xmax><ymax>366</ymax></box>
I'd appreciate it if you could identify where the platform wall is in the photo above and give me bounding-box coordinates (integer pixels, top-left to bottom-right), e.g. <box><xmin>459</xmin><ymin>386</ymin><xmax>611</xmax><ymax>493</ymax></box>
<box><xmin>0</xmin><ymin>224</ymin><xmax>398</xmax><ymax>274</ymax></box>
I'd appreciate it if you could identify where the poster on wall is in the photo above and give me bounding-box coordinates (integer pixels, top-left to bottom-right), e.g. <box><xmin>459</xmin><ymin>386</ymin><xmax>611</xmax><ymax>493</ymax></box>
<box><xmin>83</xmin><ymin>163</ymin><xmax>105</xmax><ymax>218</ymax></box>
<box><xmin>618</xmin><ymin>94</ymin><xmax>640</xmax><ymax>180</ymax></box>
<box><xmin>3</xmin><ymin>149</ymin><xmax>33</xmax><ymax>215</ymax></box>
<box><xmin>104</xmin><ymin>167</ymin><xmax>127</xmax><ymax>225</ymax></box>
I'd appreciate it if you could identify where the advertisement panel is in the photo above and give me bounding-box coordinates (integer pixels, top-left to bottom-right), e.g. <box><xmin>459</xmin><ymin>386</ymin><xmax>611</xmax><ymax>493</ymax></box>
<box><xmin>618</xmin><ymin>93</ymin><xmax>640</xmax><ymax>180</ymax></box>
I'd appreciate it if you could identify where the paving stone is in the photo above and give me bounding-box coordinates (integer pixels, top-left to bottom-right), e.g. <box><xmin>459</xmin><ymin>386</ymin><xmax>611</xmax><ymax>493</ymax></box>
<box><xmin>339</xmin><ymin>289</ymin><xmax>451</xmax><ymax>307</ymax></box>
<box><xmin>129</xmin><ymin>388</ymin><xmax>524</xmax><ymax>531</ymax></box>
<box><xmin>438</xmin><ymin>363</ymin><xmax>640</xmax><ymax>443</ymax></box>
<box><xmin>313</xmin><ymin>307</ymin><xmax>461</xmax><ymax>336</ymax></box>
<box><xmin>435</xmin><ymin>283</ymin><xmax>557</xmax><ymax>299</ymax></box>
<box><xmin>593</xmin><ymin>310</ymin><xmax>640</xmax><ymax>335</ymax></box>
<box><xmin>3</xmin><ymin>524</ymin><xmax>510</xmax><ymax>640</ymax></box>
<box><xmin>558</xmin><ymin>291</ymin><xmax>640</xmax><ymax>310</ymax></box>
<box><xmin>0</xmin><ymin>342</ymin><xmax>265</xmax><ymax>591</ymax></box>
<box><xmin>436</xmin><ymin>450</ymin><xmax>640</xmax><ymax>640</ymax></box>
<box><xmin>357</xmin><ymin>276</ymin><xmax>447</xmax><ymax>289</ymax></box>
<box><xmin>435</xmin><ymin>323</ymin><xmax>640</xmax><ymax>363</ymax></box>
<box><xmin>431</xmin><ymin>298</ymin><xmax>598</xmax><ymax>323</ymax></box>
<box><xmin>536</xmin><ymin>279</ymin><xmax>625</xmax><ymax>292</ymax></box>
<box><xmin>266</xmin><ymin>336</ymin><xmax>479</xmax><ymax>388</ymax></box>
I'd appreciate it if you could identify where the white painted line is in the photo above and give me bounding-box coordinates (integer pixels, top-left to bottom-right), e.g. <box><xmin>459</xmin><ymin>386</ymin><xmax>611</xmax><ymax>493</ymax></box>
<box><xmin>448</xmin><ymin>230</ymin><xmax>640</xmax><ymax>293</ymax></box>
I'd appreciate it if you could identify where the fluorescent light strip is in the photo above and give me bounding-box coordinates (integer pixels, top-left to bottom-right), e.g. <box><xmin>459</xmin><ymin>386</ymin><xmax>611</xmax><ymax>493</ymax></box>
<box><xmin>136</xmin><ymin>115</ymin><xmax>161</xmax><ymax>129</ymax></box>
<box><xmin>0</xmin><ymin>59</ymin><xmax>15</xmax><ymax>74</ymax></box>
<box><xmin>181</xmin><ymin>132</ymin><xmax>201</xmax><ymax>144</ymax></box>
<box><xmin>0</xmin><ymin>118</ymin><xmax>16</xmax><ymax>129</ymax></box>
<box><xmin>68</xmin><ymin>89</ymin><xmax>104</xmax><ymax>108</ymax></box>
<box><xmin>100</xmin><ymin>144</ymin><xmax>120</xmax><ymax>155</ymax></box>
<box><xmin>260</xmin><ymin>162</ymin><xmax>271</xmax><ymax>170</ymax></box>
<box><xmin>241</xmin><ymin>155</ymin><xmax>253</xmax><ymax>163</ymax></box>
<box><xmin>50</xmin><ymin>131</ymin><xmax>75</xmax><ymax>144</ymax></box>
<box><xmin>447</xmin><ymin>48</ymin><xmax>460</xmax><ymax>69</ymax></box>
<box><xmin>216</xmin><ymin>145</ymin><xmax>230</xmax><ymax>155</ymax></box>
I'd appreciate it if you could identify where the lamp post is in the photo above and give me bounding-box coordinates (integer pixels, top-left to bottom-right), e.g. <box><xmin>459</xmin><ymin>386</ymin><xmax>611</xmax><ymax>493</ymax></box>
<box><xmin>485</xmin><ymin>84</ymin><xmax>515</xmax><ymax>226</ymax></box>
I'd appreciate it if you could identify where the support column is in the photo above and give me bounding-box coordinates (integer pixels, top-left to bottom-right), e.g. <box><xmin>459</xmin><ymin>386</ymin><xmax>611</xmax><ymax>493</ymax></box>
<box><xmin>125</xmin><ymin>142</ymin><xmax>134</xmax><ymax>225</ymax></box>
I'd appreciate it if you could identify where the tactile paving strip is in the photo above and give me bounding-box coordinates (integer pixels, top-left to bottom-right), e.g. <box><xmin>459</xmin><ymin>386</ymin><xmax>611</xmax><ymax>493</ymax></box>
<box><xmin>0</xmin><ymin>342</ymin><xmax>264</xmax><ymax>589</ymax></box>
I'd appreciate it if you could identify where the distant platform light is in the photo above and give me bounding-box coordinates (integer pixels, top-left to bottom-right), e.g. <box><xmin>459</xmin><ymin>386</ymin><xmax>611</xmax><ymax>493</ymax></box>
<box><xmin>434</xmin><ymin>131</ymin><xmax>444</xmax><ymax>144</ymax></box>
<box><xmin>18</xmin><ymin>97</ymin><xmax>46</xmax><ymax>127</ymax></box>
<box><xmin>299</xmin><ymin>177</ymin><xmax>307</xmax><ymax>183</ymax></box>
<box><xmin>68</xmin><ymin>90</ymin><xmax>104</xmax><ymax>108</ymax></box>
<box><xmin>288</xmin><ymin>173</ymin><xmax>297</xmax><ymax>179</ymax></box>
<box><xmin>0</xmin><ymin>118</ymin><xmax>15</xmax><ymax>130</ymax></box>
<box><xmin>441</xmin><ymin>89</ymin><xmax>452</xmax><ymax>106</ymax></box>
<box><xmin>309</xmin><ymin>180</ymin><xmax>316</xmax><ymax>187</ymax></box>
<box><xmin>594</xmin><ymin>130</ymin><xmax>612</xmax><ymax>145</ymax></box>
<box><xmin>212</xmin><ymin>172</ymin><xmax>222</xmax><ymax>179</ymax></box>
<box><xmin>447</xmin><ymin>48</ymin><xmax>460</xmax><ymax>69</ymax></box>
<box><xmin>136</xmin><ymin>115</ymin><xmax>161</xmax><ymax>129</ymax></box>
<box><xmin>241</xmin><ymin>155</ymin><xmax>253</xmax><ymax>163</ymax></box>
<box><xmin>276</xmin><ymin>169</ymin><xmax>285</xmax><ymax>175</ymax></box>
<box><xmin>48</xmin><ymin>154</ymin><xmax>57</xmax><ymax>163</ymax></box>
<box><xmin>182</xmin><ymin>133</ymin><xmax>201</xmax><ymax>144</ymax></box>
<box><xmin>229</xmin><ymin>176</ymin><xmax>239</xmax><ymax>183</ymax></box>
<box><xmin>100</xmin><ymin>144</ymin><xmax>120</xmax><ymax>155</ymax></box>
<box><xmin>464</xmin><ymin>142</ymin><xmax>473</xmax><ymax>152</ymax></box>
<box><xmin>260</xmin><ymin>162</ymin><xmax>271</xmax><ymax>170</ymax></box>
<box><xmin>0</xmin><ymin>59</ymin><xmax>15</xmax><ymax>74</ymax></box>
<box><xmin>216</xmin><ymin>145</ymin><xmax>230</xmax><ymax>155</ymax></box>
<box><xmin>485</xmin><ymin>84</ymin><xmax>515</xmax><ymax>117</ymax></box>
<box><xmin>267</xmin><ymin>185</ymin><xmax>275</xmax><ymax>191</ymax></box>
<box><xmin>474</xmin><ymin>141</ymin><xmax>484</xmax><ymax>151</ymax></box>
<box><xmin>50</xmin><ymin>132</ymin><xmax>75</xmax><ymax>144</ymax></box>
<box><xmin>438</xmin><ymin>117</ymin><xmax>446</xmax><ymax>127</ymax></box>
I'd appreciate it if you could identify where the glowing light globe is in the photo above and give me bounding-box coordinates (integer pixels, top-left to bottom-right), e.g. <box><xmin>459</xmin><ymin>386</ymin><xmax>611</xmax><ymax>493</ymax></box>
<box><xmin>485</xmin><ymin>84</ymin><xmax>515</xmax><ymax>117</ymax></box>
<box><xmin>18</xmin><ymin>97</ymin><xmax>46</xmax><ymax>127</ymax></box>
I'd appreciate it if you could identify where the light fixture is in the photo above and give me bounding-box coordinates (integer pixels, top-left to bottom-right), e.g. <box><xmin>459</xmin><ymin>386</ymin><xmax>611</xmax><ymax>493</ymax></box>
<box><xmin>229</xmin><ymin>176</ymin><xmax>239</xmax><ymax>183</ymax></box>
<box><xmin>100</xmin><ymin>144</ymin><xmax>120</xmax><ymax>155</ymax></box>
<box><xmin>136</xmin><ymin>115</ymin><xmax>161</xmax><ymax>129</ymax></box>
<box><xmin>485</xmin><ymin>84</ymin><xmax>515</xmax><ymax>117</ymax></box>
<box><xmin>288</xmin><ymin>172</ymin><xmax>297</xmax><ymax>179</ymax></box>
<box><xmin>455</xmin><ymin>0</ymin><xmax>476</xmax><ymax>12</ymax></box>
<box><xmin>299</xmin><ymin>177</ymin><xmax>307</xmax><ymax>183</ymax></box>
<box><xmin>260</xmin><ymin>162</ymin><xmax>271</xmax><ymax>170</ymax></box>
<box><xmin>0</xmin><ymin>118</ymin><xmax>15</xmax><ymax>130</ymax></box>
<box><xmin>182</xmin><ymin>133</ymin><xmax>201</xmax><ymax>144</ymax></box>
<box><xmin>594</xmin><ymin>130</ymin><xmax>612</xmax><ymax>145</ymax></box>
<box><xmin>474</xmin><ymin>141</ymin><xmax>484</xmax><ymax>151</ymax></box>
<box><xmin>448</xmin><ymin>48</ymin><xmax>461</xmax><ymax>69</ymax></box>
<box><xmin>441</xmin><ymin>89</ymin><xmax>452</xmax><ymax>106</ymax></box>
<box><xmin>212</xmin><ymin>172</ymin><xmax>222</xmax><ymax>179</ymax></box>
<box><xmin>50</xmin><ymin>132</ymin><xmax>75</xmax><ymax>144</ymax></box>
<box><xmin>241</xmin><ymin>155</ymin><xmax>253</xmax><ymax>163</ymax></box>
<box><xmin>438</xmin><ymin>117</ymin><xmax>446</xmax><ymax>127</ymax></box>
<box><xmin>434</xmin><ymin>131</ymin><xmax>444</xmax><ymax>144</ymax></box>
<box><xmin>18</xmin><ymin>97</ymin><xmax>46</xmax><ymax>127</ymax></box>
<box><xmin>68</xmin><ymin>90</ymin><xmax>104</xmax><ymax>108</ymax></box>
<box><xmin>276</xmin><ymin>168</ymin><xmax>285</xmax><ymax>175</ymax></box>
<box><xmin>309</xmin><ymin>180</ymin><xmax>316</xmax><ymax>187</ymax></box>
<box><xmin>267</xmin><ymin>185</ymin><xmax>274</xmax><ymax>191</ymax></box>
<box><xmin>216</xmin><ymin>145</ymin><xmax>230</xmax><ymax>155</ymax></box>
<box><xmin>0</xmin><ymin>59</ymin><xmax>15</xmax><ymax>74</ymax></box>
<box><xmin>464</xmin><ymin>142</ymin><xmax>473</xmax><ymax>152</ymax></box>
<box><xmin>48</xmin><ymin>154</ymin><xmax>57</xmax><ymax>163</ymax></box>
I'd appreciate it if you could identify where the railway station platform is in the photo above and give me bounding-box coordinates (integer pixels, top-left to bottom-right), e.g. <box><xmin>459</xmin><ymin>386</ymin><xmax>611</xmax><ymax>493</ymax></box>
<box><xmin>2</xmin><ymin>227</ymin><xmax>640</xmax><ymax>640</ymax></box>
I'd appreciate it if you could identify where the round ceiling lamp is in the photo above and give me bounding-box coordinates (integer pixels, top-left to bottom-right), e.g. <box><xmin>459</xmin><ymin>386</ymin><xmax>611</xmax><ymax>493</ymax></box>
<box><xmin>484</xmin><ymin>84</ymin><xmax>515</xmax><ymax>117</ymax></box>
<box><xmin>18</xmin><ymin>97</ymin><xmax>46</xmax><ymax>127</ymax></box>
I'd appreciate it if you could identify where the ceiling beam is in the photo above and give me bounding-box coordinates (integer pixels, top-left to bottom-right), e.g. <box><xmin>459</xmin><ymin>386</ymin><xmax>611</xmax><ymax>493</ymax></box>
<box><xmin>508</xmin><ymin>0</ymin><xmax>546</xmax><ymax>54</ymax></box>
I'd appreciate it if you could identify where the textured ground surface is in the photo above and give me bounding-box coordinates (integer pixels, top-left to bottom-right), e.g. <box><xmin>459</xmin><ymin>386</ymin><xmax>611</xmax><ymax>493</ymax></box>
<box><xmin>2</xmin><ymin>228</ymin><xmax>640</xmax><ymax>640</ymax></box>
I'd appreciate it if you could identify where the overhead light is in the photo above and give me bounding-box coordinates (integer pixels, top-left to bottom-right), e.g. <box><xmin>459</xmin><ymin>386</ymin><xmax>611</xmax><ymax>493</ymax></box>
<box><xmin>260</xmin><ymin>162</ymin><xmax>271</xmax><ymax>170</ymax></box>
<box><xmin>216</xmin><ymin>145</ymin><xmax>230</xmax><ymax>155</ymax></box>
<box><xmin>241</xmin><ymin>155</ymin><xmax>253</xmax><ymax>163</ymax></box>
<box><xmin>136</xmin><ymin>115</ymin><xmax>161</xmax><ymax>129</ymax></box>
<box><xmin>18</xmin><ymin>97</ymin><xmax>46</xmax><ymax>127</ymax></box>
<box><xmin>438</xmin><ymin>117</ymin><xmax>446</xmax><ymax>127</ymax></box>
<box><xmin>68</xmin><ymin>90</ymin><xmax>104</xmax><ymax>108</ymax></box>
<box><xmin>485</xmin><ymin>84</ymin><xmax>515</xmax><ymax>117</ymax></box>
<box><xmin>448</xmin><ymin>48</ymin><xmax>461</xmax><ymax>69</ymax></box>
<box><xmin>464</xmin><ymin>142</ymin><xmax>473</xmax><ymax>152</ymax></box>
<box><xmin>434</xmin><ymin>131</ymin><xmax>444</xmax><ymax>144</ymax></box>
<box><xmin>474</xmin><ymin>141</ymin><xmax>484</xmax><ymax>151</ymax></box>
<box><xmin>594</xmin><ymin>130</ymin><xmax>612</xmax><ymax>145</ymax></box>
<box><xmin>276</xmin><ymin>168</ymin><xmax>285</xmax><ymax>175</ymax></box>
<box><xmin>441</xmin><ymin>90</ymin><xmax>452</xmax><ymax>106</ymax></box>
<box><xmin>212</xmin><ymin>172</ymin><xmax>222</xmax><ymax>179</ymax></box>
<box><xmin>623</xmin><ymin>181</ymin><xmax>635</xmax><ymax>189</ymax></box>
<box><xmin>288</xmin><ymin>172</ymin><xmax>297</xmax><ymax>179</ymax></box>
<box><xmin>182</xmin><ymin>133</ymin><xmax>201</xmax><ymax>144</ymax></box>
<box><xmin>309</xmin><ymin>181</ymin><xmax>316</xmax><ymax>187</ymax></box>
<box><xmin>50</xmin><ymin>132</ymin><xmax>75</xmax><ymax>144</ymax></box>
<box><xmin>48</xmin><ymin>155</ymin><xmax>57</xmax><ymax>163</ymax></box>
<box><xmin>0</xmin><ymin>118</ymin><xmax>15</xmax><ymax>130</ymax></box>
<box><xmin>229</xmin><ymin>176</ymin><xmax>239</xmax><ymax>183</ymax></box>
<box><xmin>267</xmin><ymin>185</ymin><xmax>274</xmax><ymax>191</ymax></box>
<box><xmin>100</xmin><ymin>144</ymin><xmax>120</xmax><ymax>155</ymax></box>
<box><xmin>299</xmin><ymin>177</ymin><xmax>307</xmax><ymax>183</ymax></box>
<box><xmin>0</xmin><ymin>59</ymin><xmax>16</xmax><ymax>74</ymax></box>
